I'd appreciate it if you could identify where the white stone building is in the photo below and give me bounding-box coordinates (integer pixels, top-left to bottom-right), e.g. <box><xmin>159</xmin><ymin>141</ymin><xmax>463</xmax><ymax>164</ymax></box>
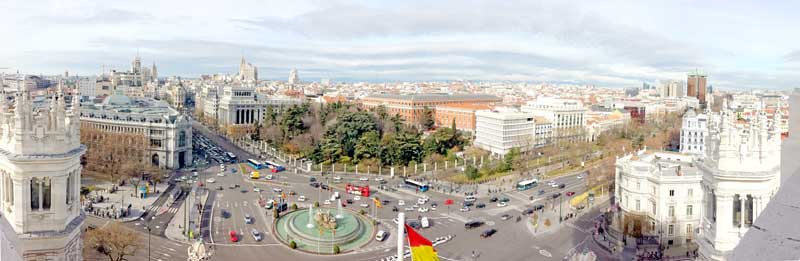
<box><xmin>80</xmin><ymin>94</ymin><xmax>192</xmax><ymax>169</ymax></box>
<box><xmin>238</xmin><ymin>57</ymin><xmax>258</xmax><ymax>83</ymax></box>
<box><xmin>616</xmin><ymin>151</ymin><xmax>704</xmax><ymax>246</ymax></box>
<box><xmin>0</xmin><ymin>83</ymin><xmax>85</xmax><ymax>261</ymax></box>
<box><xmin>212</xmin><ymin>85</ymin><xmax>303</xmax><ymax>127</ymax></box>
<box><xmin>521</xmin><ymin>97</ymin><xmax>587</xmax><ymax>143</ymax></box>
<box><xmin>474</xmin><ymin>110</ymin><xmax>536</xmax><ymax>156</ymax></box>
<box><xmin>77</xmin><ymin>76</ymin><xmax>96</xmax><ymax>100</ymax></box>
<box><xmin>680</xmin><ymin>110</ymin><xmax>708</xmax><ymax>156</ymax></box>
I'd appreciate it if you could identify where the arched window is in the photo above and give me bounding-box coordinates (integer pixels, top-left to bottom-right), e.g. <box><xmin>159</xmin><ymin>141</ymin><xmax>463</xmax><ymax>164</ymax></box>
<box><xmin>30</xmin><ymin>178</ymin><xmax>40</xmax><ymax>210</ymax></box>
<box><xmin>178</xmin><ymin>131</ymin><xmax>186</xmax><ymax>147</ymax></box>
<box><xmin>42</xmin><ymin>178</ymin><xmax>51</xmax><ymax>210</ymax></box>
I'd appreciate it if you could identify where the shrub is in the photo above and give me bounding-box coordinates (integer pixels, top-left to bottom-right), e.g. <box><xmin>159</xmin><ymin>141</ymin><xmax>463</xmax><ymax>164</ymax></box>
<box><xmin>289</xmin><ymin>241</ymin><xmax>297</xmax><ymax>249</ymax></box>
<box><xmin>359</xmin><ymin>209</ymin><xmax>366</xmax><ymax>215</ymax></box>
<box><xmin>291</xmin><ymin>203</ymin><xmax>298</xmax><ymax>210</ymax></box>
<box><xmin>333</xmin><ymin>245</ymin><xmax>341</xmax><ymax>254</ymax></box>
<box><xmin>273</xmin><ymin>208</ymin><xmax>279</xmax><ymax>218</ymax></box>
<box><xmin>314</xmin><ymin>201</ymin><xmax>320</xmax><ymax>207</ymax></box>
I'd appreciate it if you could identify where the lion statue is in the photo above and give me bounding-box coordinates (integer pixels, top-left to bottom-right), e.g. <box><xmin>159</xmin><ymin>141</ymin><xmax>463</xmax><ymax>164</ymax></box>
<box><xmin>314</xmin><ymin>210</ymin><xmax>337</xmax><ymax>230</ymax></box>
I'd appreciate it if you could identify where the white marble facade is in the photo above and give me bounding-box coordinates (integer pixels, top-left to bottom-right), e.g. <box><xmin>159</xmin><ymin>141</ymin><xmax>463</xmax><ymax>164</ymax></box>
<box><xmin>0</xmin><ymin>80</ymin><xmax>85</xmax><ymax>261</ymax></box>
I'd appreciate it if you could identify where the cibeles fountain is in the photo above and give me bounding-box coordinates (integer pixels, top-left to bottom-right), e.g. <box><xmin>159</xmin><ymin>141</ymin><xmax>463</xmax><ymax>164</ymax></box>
<box><xmin>274</xmin><ymin>203</ymin><xmax>375</xmax><ymax>254</ymax></box>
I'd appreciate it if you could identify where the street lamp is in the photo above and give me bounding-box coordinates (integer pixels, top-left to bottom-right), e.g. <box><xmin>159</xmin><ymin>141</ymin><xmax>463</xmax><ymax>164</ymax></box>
<box><xmin>140</xmin><ymin>217</ymin><xmax>152</xmax><ymax>261</ymax></box>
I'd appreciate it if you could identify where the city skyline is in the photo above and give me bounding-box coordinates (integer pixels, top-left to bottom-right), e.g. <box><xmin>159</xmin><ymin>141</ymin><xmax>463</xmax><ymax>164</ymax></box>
<box><xmin>1</xmin><ymin>0</ymin><xmax>799</xmax><ymax>89</ymax></box>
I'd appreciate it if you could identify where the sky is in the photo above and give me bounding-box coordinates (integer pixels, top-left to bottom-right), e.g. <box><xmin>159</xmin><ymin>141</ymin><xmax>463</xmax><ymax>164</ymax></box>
<box><xmin>1</xmin><ymin>0</ymin><xmax>798</xmax><ymax>89</ymax></box>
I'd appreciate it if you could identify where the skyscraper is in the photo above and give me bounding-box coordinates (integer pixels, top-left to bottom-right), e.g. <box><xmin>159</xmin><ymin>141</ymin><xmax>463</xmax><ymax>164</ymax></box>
<box><xmin>688</xmin><ymin>70</ymin><xmax>707</xmax><ymax>105</ymax></box>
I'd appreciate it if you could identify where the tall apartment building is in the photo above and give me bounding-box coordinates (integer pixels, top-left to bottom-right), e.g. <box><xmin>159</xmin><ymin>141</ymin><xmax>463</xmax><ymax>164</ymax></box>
<box><xmin>77</xmin><ymin>76</ymin><xmax>97</xmax><ymax>99</ymax></box>
<box><xmin>521</xmin><ymin>97</ymin><xmax>586</xmax><ymax>143</ymax></box>
<box><xmin>679</xmin><ymin>110</ymin><xmax>708</xmax><ymax>155</ymax></box>
<box><xmin>474</xmin><ymin>110</ymin><xmax>536</xmax><ymax>156</ymax></box>
<box><xmin>687</xmin><ymin>70</ymin><xmax>707</xmax><ymax>105</ymax></box>
<box><xmin>657</xmin><ymin>80</ymin><xmax>685</xmax><ymax>98</ymax></box>
<box><xmin>361</xmin><ymin>93</ymin><xmax>501</xmax><ymax>126</ymax></box>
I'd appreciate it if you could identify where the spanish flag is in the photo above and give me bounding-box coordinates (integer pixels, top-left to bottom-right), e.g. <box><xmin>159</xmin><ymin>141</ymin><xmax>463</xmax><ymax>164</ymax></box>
<box><xmin>373</xmin><ymin>197</ymin><xmax>382</xmax><ymax>208</ymax></box>
<box><xmin>405</xmin><ymin>224</ymin><xmax>439</xmax><ymax>261</ymax></box>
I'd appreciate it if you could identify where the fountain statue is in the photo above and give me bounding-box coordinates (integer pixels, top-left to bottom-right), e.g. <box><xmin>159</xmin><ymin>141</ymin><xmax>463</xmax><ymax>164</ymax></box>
<box><xmin>314</xmin><ymin>210</ymin><xmax>338</xmax><ymax>230</ymax></box>
<box><xmin>336</xmin><ymin>199</ymin><xmax>344</xmax><ymax>219</ymax></box>
<box><xmin>306</xmin><ymin>204</ymin><xmax>315</xmax><ymax>228</ymax></box>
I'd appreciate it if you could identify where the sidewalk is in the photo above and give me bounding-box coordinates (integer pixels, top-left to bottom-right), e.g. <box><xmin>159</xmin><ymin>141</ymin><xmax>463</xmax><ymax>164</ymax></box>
<box><xmin>165</xmin><ymin>197</ymin><xmax>189</xmax><ymax>242</ymax></box>
<box><xmin>84</xmin><ymin>181</ymin><xmax>169</xmax><ymax>222</ymax></box>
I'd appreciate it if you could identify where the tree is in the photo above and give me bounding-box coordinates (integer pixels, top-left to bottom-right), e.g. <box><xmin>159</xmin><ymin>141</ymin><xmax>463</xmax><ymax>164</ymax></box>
<box><xmin>333</xmin><ymin>245</ymin><xmax>341</xmax><ymax>254</ymax></box>
<box><xmin>375</xmin><ymin>105</ymin><xmax>388</xmax><ymax>120</ymax></box>
<box><xmin>85</xmin><ymin>223</ymin><xmax>142</xmax><ymax>261</ymax></box>
<box><xmin>354</xmin><ymin>131</ymin><xmax>381</xmax><ymax>162</ymax></box>
<box><xmin>289</xmin><ymin>240</ymin><xmax>297</xmax><ymax>249</ymax></box>
<box><xmin>465</xmin><ymin>165</ymin><xmax>480</xmax><ymax>180</ymax></box>
<box><xmin>419</xmin><ymin>107</ymin><xmax>435</xmax><ymax>130</ymax></box>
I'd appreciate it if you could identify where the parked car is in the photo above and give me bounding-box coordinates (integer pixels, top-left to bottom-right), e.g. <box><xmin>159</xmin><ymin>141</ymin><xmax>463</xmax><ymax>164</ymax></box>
<box><xmin>481</xmin><ymin>228</ymin><xmax>497</xmax><ymax>238</ymax></box>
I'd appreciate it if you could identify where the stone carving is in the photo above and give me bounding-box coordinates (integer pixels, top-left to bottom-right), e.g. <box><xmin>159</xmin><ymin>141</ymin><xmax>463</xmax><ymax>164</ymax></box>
<box><xmin>314</xmin><ymin>210</ymin><xmax>337</xmax><ymax>231</ymax></box>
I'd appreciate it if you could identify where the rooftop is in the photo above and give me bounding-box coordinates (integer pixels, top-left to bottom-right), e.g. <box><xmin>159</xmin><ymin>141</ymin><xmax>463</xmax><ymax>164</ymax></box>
<box><xmin>436</xmin><ymin>103</ymin><xmax>493</xmax><ymax>110</ymax></box>
<box><xmin>364</xmin><ymin>93</ymin><xmax>500</xmax><ymax>102</ymax></box>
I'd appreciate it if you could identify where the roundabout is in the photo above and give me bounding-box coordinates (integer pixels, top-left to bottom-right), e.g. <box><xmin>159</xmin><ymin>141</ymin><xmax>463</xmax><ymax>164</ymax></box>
<box><xmin>274</xmin><ymin>203</ymin><xmax>376</xmax><ymax>254</ymax></box>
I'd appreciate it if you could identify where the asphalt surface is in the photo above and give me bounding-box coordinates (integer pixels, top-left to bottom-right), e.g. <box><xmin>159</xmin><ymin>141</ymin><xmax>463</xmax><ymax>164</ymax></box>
<box><xmin>81</xmin><ymin>117</ymin><xmax>614</xmax><ymax>261</ymax></box>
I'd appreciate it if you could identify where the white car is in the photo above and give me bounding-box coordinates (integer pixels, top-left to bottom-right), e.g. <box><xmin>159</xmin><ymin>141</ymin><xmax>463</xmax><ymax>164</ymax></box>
<box><xmin>360</xmin><ymin>203</ymin><xmax>369</xmax><ymax>208</ymax></box>
<box><xmin>375</xmin><ymin>177</ymin><xmax>384</xmax><ymax>182</ymax></box>
<box><xmin>217</xmin><ymin>173</ymin><xmax>225</xmax><ymax>177</ymax></box>
<box><xmin>430</xmin><ymin>205</ymin><xmax>437</xmax><ymax>211</ymax></box>
<box><xmin>192</xmin><ymin>172</ymin><xmax>198</xmax><ymax>177</ymax></box>
<box><xmin>576</xmin><ymin>175</ymin><xmax>583</xmax><ymax>179</ymax></box>
<box><xmin>206</xmin><ymin>178</ymin><xmax>216</xmax><ymax>183</ymax></box>
<box><xmin>464</xmin><ymin>196</ymin><xmax>477</xmax><ymax>202</ymax></box>
<box><xmin>418</xmin><ymin>207</ymin><xmax>429</xmax><ymax>213</ymax></box>
<box><xmin>550</xmin><ymin>183</ymin><xmax>559</xmax><ymax>188</ymax></box>
<box><xmin>265</xmin><ymin>175</ymin><xmax>273</xmax><ymax>180</ymax></box>
<box><xmin>254</xmin><ymin>187</ymin><xmax>261</xmax><ymax>192</ymax></box>
<box><xmin>333</xmin><ymin>176</ymin><xmax>342</xmax><ymax>183</ymax></box>
<box><xmin>417</xmin><ymin>198</ymin><xmax>427</xmax><ymax>205</ymax></box>
<box><xmin>393</xmin><ymin>217</ymin><xmax>400</xmax><ymax>224</ymax></box>
<box><xmin>298</xmin><ymin>196</ymin><xmax>307</xmax><ymax>202</ymax></box>
<box><xmin>497</xmin><ymin>202</ymin><xmax>508</xmax><ymax>207</ymax></box>
<box><xmin>398</xmin><ymin>200</ymin><xmax>405</xmax><ymax>206</ymax></box>
<box><xmin>359</xmin><ymin>177</ymin><xmax>369</xmax><ymax>181</ymax></box>
<box><xmin>405</xmin><ymin>206</ymin><xmax>415</xmax><ymax>211</ymax></box>
<box><xmin>324</xmin><ymin>200</ymin><xmax>331</xmax><ymax>205</ymax></box>
<box><xmin>460</xmin><ymin>207</ymin><xmax>470</xmax><ymax>212</ymax></box>
<box><xmin>273</xmin><ymin>188</ymin><xmax>282</xmax><ymax>193</ymax></box>
<box><xmin>354</xmin><ymin>196</ymin><xmax>361</xmax><ymax>201</ymax></box>
<box><xmin>412</xmin><ymin>204</ymin><xmax>419</xmax><ymax>209</ymax></box>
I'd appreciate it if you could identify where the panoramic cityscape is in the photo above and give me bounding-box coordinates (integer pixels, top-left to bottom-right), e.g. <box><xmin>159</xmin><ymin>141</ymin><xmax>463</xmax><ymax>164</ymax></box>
<box><xmin>1</xmin><ymin>1</ymin><xmax>799</xmax><ymax>261</ymax></box>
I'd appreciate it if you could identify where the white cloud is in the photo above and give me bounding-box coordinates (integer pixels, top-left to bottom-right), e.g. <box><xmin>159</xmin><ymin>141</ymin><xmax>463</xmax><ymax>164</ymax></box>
<box><xmin>0</xmin><ymin>0</ymin><xmax>798</xmax><ymax>89</ymax></box>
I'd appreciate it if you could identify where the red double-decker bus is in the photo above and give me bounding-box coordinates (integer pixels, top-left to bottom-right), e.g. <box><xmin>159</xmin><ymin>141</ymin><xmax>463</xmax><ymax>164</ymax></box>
<box><xmin>345</xmin><ymin>184</ymin><xmax>370</xmax><ymax>197</ymax></box>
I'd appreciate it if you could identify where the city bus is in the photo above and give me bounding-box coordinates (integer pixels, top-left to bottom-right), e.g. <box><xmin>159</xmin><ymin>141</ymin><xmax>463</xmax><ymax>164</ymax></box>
<box><xmin>263</xmin><ymin>160</ymin><xmax>285</xmax><ymax>173</ymax></box>
<box><xmin>516</xmin><ymin>178</ymin><xmax>538</xmax><ymax>191</ymax></box>
<box><xmin>247</xmin><ymin>159</ymin><xmax>264</xmax><ymax>170</ymax></box>
<box><xmin>404</xmin><ymin>179</ymin><xmax>430</xmax><ymax>192</ymax></box>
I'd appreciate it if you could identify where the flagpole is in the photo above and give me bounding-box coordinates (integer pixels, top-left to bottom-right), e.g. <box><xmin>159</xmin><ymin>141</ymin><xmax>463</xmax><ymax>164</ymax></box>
<box><xmin>397</xmin><ymin>212</ymin><xmax>405</xmax><ymax>260</ymax></box>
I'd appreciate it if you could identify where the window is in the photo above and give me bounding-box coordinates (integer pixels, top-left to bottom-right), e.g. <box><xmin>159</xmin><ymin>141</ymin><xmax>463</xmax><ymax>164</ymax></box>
<box><xmin>688</xmin><ymin>188</ymin><xmax>693</xmax><ymax>197</ymax></box>
<box><xmin>687</xmin><ymin>224</ymin><xmax>693</xmax><ymax>239</ymax></box>
<box><xmin>669</xmin><ymin>206</ymin><xmax>675</xmax><ymax>217</ymax></box>
<box><xmin>733</xmin><ymin>194</ymin><xmax>742</xmax><ymax>227</ymax></box>
<box><xmin>687</xmin><ymin>205</ymin><xmax>693</xmax><ymax>217</ymax></box>
<box><xmin>668</xmin><ymin>224</ymin><xmax>674</xmax><ymax>235</ymax></box>
<box><xmin>30</xmin><ymin>178</ymin><xmax>39</xmax><ymax>210</ymax></box>
<box><xmin>669</xmin><ymin>189</ymin><xmax>675</xmax><ymax>197</ymax></box>
<box><xmin>652</xmin><ymin>202</ymin><xmax>657</xmax><ymax>215</ymax></box>
<box><xmin>636</xmin><ymin>200</ymin><xmax>641</xmax><ymax>211</ymax></box>
<box><xmin>178</xmin><ymin>131</ymin><xmax>187</xmax><ymax>147</ymax></box>
<box><xmin>637</xmin><ymin>182</ymin><xmax>641</xmax><ymax>190</ymax></box>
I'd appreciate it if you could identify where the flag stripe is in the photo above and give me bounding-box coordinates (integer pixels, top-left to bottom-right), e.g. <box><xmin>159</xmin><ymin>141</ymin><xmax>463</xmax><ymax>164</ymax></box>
<box><xmin>410</xmin><ymin>245</ymin><xmax>439</xmax><ymax>261</ymax></box>
<box><xmin>405</xmin><ymin>224</ymin><xmax>434</xmax><ymax>247</ymax></box>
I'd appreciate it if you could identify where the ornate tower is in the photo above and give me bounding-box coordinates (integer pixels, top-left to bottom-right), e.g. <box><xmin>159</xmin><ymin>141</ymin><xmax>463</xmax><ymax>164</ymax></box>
<box><xmin>0</xmin><ymin>79</ymin><xmax>85</xmax><ymax>261</ymax></box>
<box><xmin>698</xmin><ymin>99</ymin><xmax>782</xmax><ymax>260</ymax></box>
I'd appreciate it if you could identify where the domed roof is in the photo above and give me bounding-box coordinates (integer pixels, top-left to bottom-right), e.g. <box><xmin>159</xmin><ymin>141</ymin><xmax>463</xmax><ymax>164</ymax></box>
<box><xmin>103</xmin><ymin>94</ymin><xmax>132</xmax><ymax>106</ymax></box>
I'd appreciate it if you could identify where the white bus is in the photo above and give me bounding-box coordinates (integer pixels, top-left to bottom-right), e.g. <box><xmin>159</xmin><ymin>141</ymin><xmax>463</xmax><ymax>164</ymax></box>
<box><xmin>516</xmin><ymin>178</ymin><xmax>538</xmax><ymax>191</ymax></box>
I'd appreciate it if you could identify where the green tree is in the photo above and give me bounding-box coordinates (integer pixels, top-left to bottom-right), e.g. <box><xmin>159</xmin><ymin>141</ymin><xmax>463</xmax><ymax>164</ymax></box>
<box><xmin>289</xmin><ymin>241</ymin><xmax>297</xmax><ymax>249</ymax></box>
<box><xmin>354</xmin><ymin>131</ymin><xmax>381</xmax><ymax>161</ymax></box>
<box><xmin>333</xmin><ymin>245</ymin><xmax>341</xmax><ymax>254</ymax></box>
<box><xmin>376</xmin><ymin>105</ymin><xmax>388</xmax><ymax>120</ymax></box>
<box><xmin>419</xmin><ymin>107</ymin><xmax>435</xmax><ymax>130</ymax></box>
<box><xmin>465</xmin><ymin>164</ymin><xmax>480</xmax><ymax>180</ymax></box>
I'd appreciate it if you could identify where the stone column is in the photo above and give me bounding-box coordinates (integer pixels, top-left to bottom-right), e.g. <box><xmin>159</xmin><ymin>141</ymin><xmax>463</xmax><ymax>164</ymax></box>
<box><xmin>740</xmin><ymin>196</ymin><xmax>746</xmax><ymax>228</ymax></box>
<box><xmin>716</xmin><ymin>195</ymin><xmax>733</xmax><ymax>238</ymax></box>
<box><xmin>13</xmin><ymin>178</ymin><xmax>26</xmax><ymax>226</ymax></box>
<box><xmin>53</xmin><ymin>175</ymin><xmax>67</xmax><ymax>220</ymax></box>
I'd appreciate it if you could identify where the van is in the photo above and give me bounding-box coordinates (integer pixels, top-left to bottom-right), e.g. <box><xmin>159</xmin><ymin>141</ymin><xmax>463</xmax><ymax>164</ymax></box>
<box><xmin>375</xmin><ymin>230</ymin><xmax>387</xmax><ymax>241</ymax></box>
<box><xmin>421</xmin><ymin>217</ymin><xmax>430</xmax><ymax>228</ymax></box>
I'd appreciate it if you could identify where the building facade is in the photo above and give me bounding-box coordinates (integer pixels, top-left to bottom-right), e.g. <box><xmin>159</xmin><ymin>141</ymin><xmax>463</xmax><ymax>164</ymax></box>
<box><xmin>688</xmin><ymin>71</ymin><xmax>708</xmax><ymax>106</ymax></box>
<box><xmin>213</xmin><ymin>85</ymin><xmax>303</xmax><ymax>127</ymax></box>
<box><xmin>522</xmin><ymin>97</ymin><xmax>587</xmax><ymax>143</ymax></box>
<box><xmin>238</xmin><ymin>57</ymin><xmax>258</xmax><ymax>83</ymax></box>
<box><xmin>474</xmin><ymin>110</ymin><xmax>536</xmax><ymax>156</ymax></box>
<box><xmin>361</xmin><ymin>93</ymin><xmax>501</xmax><ymax>126</ymax></box>
<box><xmin>80</xmin><ymin>94</ymin><xmax>192</xmax><ymax>169</ymax></box>
<box><xmin>0</xmin><ymin>83</ymin><xmax>85</xmax><ymax>261</ymax></box>
<box><xmin>616</xmin><ymin>151</ymin><xmax>703</xmax><ymax>247</ymax></box>
<box><xmin>433</xmin><ymin>103</ymin><xmax>492</xmax><ymax>133</ymax></box>
<box><xmin>680</xmin><ymin>110</ymin><xmax>708</xmax><ymax>155</ymax></box>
